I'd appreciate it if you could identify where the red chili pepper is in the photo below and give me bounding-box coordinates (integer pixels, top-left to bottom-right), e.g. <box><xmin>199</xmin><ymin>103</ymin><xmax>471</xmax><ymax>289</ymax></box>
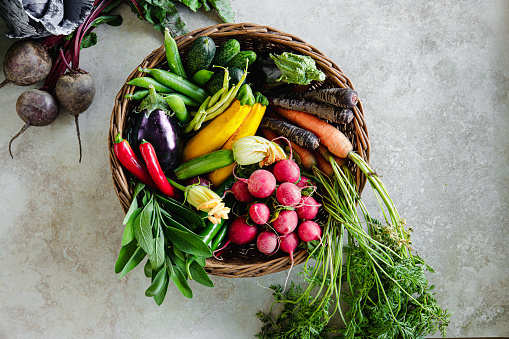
<box><xmin>113</xmin><ymin>133</ymin><xmax>156</xmax><ymax>189</ymax></box>
<box><xmin>139</xmin><ymin>140</ymin><xmax>177</xmax><ymax>198</ymax></box>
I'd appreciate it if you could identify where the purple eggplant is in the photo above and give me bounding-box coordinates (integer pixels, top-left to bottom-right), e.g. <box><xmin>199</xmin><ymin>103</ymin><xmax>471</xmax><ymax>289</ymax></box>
<box><xmin>130</xmin><ymin>85</ymin><xmax>183</xmax><ymax>174</ymax></box>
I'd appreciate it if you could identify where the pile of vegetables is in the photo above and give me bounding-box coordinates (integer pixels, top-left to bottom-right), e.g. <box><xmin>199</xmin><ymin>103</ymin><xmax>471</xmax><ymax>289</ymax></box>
<box><xmin>1</xmin><ymin>0</ymin><xmax>234</xmax><ymax>161</ymax></box>
<box><xmin>111</xmin><ymin>30</ymin><xmax>450</xmax><ymax>337</ymax></box>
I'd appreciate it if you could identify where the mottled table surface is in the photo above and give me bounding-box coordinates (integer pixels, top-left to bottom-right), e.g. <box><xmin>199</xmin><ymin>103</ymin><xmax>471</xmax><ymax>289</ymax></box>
<box><xmin>0</xmin><ymin>1</ymin><xmax>508</xmax><ymax>338</ymax></box>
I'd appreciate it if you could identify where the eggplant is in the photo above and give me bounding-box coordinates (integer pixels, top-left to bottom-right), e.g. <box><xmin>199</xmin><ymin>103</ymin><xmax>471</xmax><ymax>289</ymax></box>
<box><xmin>130</xmin><ymin>85</ymin><xmax>183</xmax><ymax>174</ymax></box>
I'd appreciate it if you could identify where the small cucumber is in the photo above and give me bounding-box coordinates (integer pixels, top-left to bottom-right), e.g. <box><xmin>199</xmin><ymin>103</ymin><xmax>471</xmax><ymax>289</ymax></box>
<box><xmin>204</xmin><ymin>67</ymin><xmax>245</xmax><ymax>95</ymax></box>
<box><xmin>191</xmin><ymin>69</ymin><xmax>214</xmax><ymax>87</ymax></box>
<box><xmin>174</xmin><ymin>149</ymin><xmax>235</xmax><ymax>180</ymax></box>
<box><xmin>211</xmin><ymin>39</ymin><xmax>240</xmax><ymax>67</ymax></box>
<box><xmin>225</xmin><ymin>51</ymin><xmax>257</xmax><ymax>70</ymax></box>
<box><xmin>186</xmin><ymin>36</ymin><xmax>216</xmax><ymax>78</ymax></box>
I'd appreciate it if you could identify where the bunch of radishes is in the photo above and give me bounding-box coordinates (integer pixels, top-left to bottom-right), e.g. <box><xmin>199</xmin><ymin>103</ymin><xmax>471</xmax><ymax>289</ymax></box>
<box><xmin>218</xmin><ymin>155</ymin><xmax>323</xmax><ymax>265</ymax></box>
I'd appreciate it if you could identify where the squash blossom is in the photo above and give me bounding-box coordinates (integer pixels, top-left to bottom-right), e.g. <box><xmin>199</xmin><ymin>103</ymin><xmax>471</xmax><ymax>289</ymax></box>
<box><xmin>233</xmin><ymin>136</ymin><xmax>286</xmax><ymax>167</ymax></box>
<box><xmin>186</xmin><ymin>185</ymin><xmax>230</xmax><ymax>224</ymax></box>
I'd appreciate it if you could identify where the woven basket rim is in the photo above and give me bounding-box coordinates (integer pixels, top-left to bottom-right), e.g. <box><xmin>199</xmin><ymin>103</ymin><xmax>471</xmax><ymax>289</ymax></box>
<box><xmin>108</xmin><ymin>23</ymin><xmax>370</xmax><ymax>278</ymax></box>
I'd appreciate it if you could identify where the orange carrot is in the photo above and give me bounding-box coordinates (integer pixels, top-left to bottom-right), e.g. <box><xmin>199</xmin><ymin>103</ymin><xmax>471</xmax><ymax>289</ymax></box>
<box><xmin>291</xmin><ymin>141</ymin><xmax>317</xmax><ymax>170</ymax></box>
<box><xmin>260</xmin><ymin>128</ymin><xmax>284</xmax><ymax>146</ymax></box>
<box><xmin>272</xmin><ymin>106</ymin><xmax>353</xmax><ymax>158</ymax></box>
<box><xmin>313</xmin><ymin>149</ymin><xmax>334</xmax><ymax>177</ymax></box>
<box><xmin>316</xmin><ymin>144</ymin><xmax>348</xmax><ymax>168</ymax></box>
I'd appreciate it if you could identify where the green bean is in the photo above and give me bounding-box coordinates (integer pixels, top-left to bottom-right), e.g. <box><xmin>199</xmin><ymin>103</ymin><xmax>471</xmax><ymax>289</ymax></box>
<box><xmin>164</xmin><ymin>28</ymin><xmax>187</xmax><ymax>79</ymax></box>
<box><xmin>127</xmin><ymin>77</ymin><xmax>175</xmax><ymax>93</ymax></box>
<box><xmin>207</xmin><ymin>87</ymin><xmax>226</xmax><ymax>109</ymax></box>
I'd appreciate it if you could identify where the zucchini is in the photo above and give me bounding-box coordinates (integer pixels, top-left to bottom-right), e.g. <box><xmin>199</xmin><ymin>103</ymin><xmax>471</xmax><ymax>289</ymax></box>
<box><xmin>204</xmin><ymin>67</ymin><xmax>245</xmax><ymax>95</ymax></box>
<box><xmin>211</xmin><ymin>39</ymin><xmax>240</xmax><ymax>67</ymax></box>
<box><xmin>174</xmin><ymin>149</ymin><xmax>235</xmax><ymax>180</ymax></box>
<box><xmin>186</xmin><ymin>36</ymin><xmax>216</xmax><ymax>78</ymax></box>
<box><xmin>225</xmin><ymin>51</ymin><xmax>257</xmax><ymax>70</ymax></box>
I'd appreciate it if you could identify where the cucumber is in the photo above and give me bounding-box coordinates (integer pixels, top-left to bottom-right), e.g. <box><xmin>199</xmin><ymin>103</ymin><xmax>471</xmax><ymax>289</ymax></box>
<box><xmin>225</xmin><ymin>51</ymin><xmax>257</xmax><ymax>70</ymax></box>
<box><xmin>186</xmin><ymin>36</ymin><xmax>216</xmax><ymax>78</ymax></box>
<box><xmin>204</xmin><ymin>67</ymin><xmax>245</xmax><ymax>95</ymax></box>
<box><xmin>211</xmin><ymin>39</ymin><xmax>240</xmax><ymax>67</ymax></box>
<box><xmin>174</xmin><ymin>149</ymin><xmax>235</xmax><ymax>180</ymax></box>
<box><xmin>191</xmin><ymin>69</ymin><xmax>214</xmax><ymax>87</ymax></box>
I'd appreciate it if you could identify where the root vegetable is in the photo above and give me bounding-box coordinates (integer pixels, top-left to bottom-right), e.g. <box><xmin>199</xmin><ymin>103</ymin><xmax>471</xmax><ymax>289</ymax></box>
<box><xmin>1</xmin><ymin>40</ymin><xmax>52</xmax><ymax>89</ymax></box>
<box><xmin>296</xmin><ymin>176</ymin><xmax>315</xmax><ymax>189</ymax></box>
<box><xmin>296</xmin><ymin>196</ymin><xmax>321</xmax><ymax>220</ymax></box>
<box><xmin>8</xmin><ymin>89</ymin><xmax>59</xmax><ymax>158</ymax></box>
<box><xmin>247</xmin><ymin>169</ymin><xmax>276</xmax><ymax>199</ymax></box>
<box><xmin>297</xmin><ymin>221</ymin><xmax>322</xmax><ymax>242</ymax></box>
<box><xmin>231</xmin><ymin>180</ymin><xmax>255</xmax><ymax>203</ymax></box>
<box><xmin>213</xmin><ymin>216</ymin><xmax>258</xmax><ymax>257</ymax></box>
<box><xmin>55</xmin><ymin>72</ymin><xmax>96</xmax><ymax>163</ymax></box>
<box><xmin>257</xmin><ymin>231</ymin><xmax>279</xmax><ymax>255</ymax></box>
<box><xmin>276</xmin><ymin>182</ymin><xmax>301</xmax><ymax>207</ymax></box>
<box><xmin>273</xmin><ymin>210</ymin><xmax>299</xmax><ymax>235</ymax></box>
<box><xmin>280</xmin><ymin>231</ymin><xmax>300</xmax><ymax>265</ymax></box>
<box><xmin>249</xmin><ymin>203</ymin><xmax>271</xmax><ymax>225</ymax></box>
<box><xmin>273</xmin><ymin>159</ymin><xmax>300</xmax><ymax>183</ymax></box>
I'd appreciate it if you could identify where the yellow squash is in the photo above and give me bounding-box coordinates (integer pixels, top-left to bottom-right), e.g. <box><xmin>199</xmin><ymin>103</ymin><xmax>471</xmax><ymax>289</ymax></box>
<box><xmin>182</xmin><ymin>99</ymin><xmax>252</xmax><ymax>162</ymax></box>
<box><xmin>208</xmin><ymin>103</ymin><xmax>267</xmax><ymax>187</ymax></box>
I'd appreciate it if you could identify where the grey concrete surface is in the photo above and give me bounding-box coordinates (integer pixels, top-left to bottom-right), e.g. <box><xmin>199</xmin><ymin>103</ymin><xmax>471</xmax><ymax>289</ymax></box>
<box><xmin>0</xmin><ymin>1</ymin><xmax>508</xmax><ymax>337</ymax></box>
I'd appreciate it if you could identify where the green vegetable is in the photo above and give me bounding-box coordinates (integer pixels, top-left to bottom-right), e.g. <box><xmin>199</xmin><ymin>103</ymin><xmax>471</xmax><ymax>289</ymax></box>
<box><xmin>191</xmin><ymin>69</ymin><xmax>214</xmax><ymax>86</ymax></box>
<box><xmin>162</xmin><ymin>93</ymin><xmax>200</xmax><ymax>107</ymax></box>
<box><xmin>205</xmin><ymin>67</ymin><xmax>244</xmax><ymax>95</ymax></box>
<box><xmin>185</xmin><ymin>36</ymin><xmax>216</xmax><ymax>78</ymax></box>
<box><xmin>237</xmin><ymin>83</ymin><xmax>255</xmax><ymax>106</ymax></box>
<box><xmin>212</xmin><ymin>39</ymin><xmax>240</xmax><ymax>67</ymax></box>
<box><xmin>164</xmin><ymin>28</ymin><xmax>187</xmax><ymax>79</ymax></box>
<box><xmin>174</xmin><ymin>149</ymin><xmax>235</xmax><ymax>180</ymax></box>
<box><xmin>139</xmin><ymin>67</ymin><xmax>209</xmax><ymax>103</ymax></box>
<box><xmin>164</xmin><ymin>94</ymin><xmax>190</xmax><ymax>124</ymax></box>
<box><xmin>226</xmin><ymin>50</ymin><xmax>257</xmax><ymax>69</ymax></box>
<box><xmin>127</xmin><ymin>77</ymin><xmax>175</xmax><ymax>93</ymax></box>
<box><xmin>125</xmin><ymin>89</ymin><xmax>149</xmax><ymax>101</ymax></box>
<box><xmin>269</xmin><ymin>52</ymin><xmax>326</xmax><ymax>85</ymax></box>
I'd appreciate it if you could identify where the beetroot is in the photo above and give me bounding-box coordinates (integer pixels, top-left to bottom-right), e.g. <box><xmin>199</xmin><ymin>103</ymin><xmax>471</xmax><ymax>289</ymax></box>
<box><xmin>296</xmin><ymin>196</ymin><xmax>321</xmax><ymax>220</ymax></box>
<box><xmin>231</xmin><ymin>180</ymin><xmax>255</xmax><ymax>203</ymax></box>
<box><xmin>273</xmin><ymin>210</ymin><xmax>299</xmax><ymax>234</ymax></box>
<box><xmin>249</xmin><ymin>203</ymin><xmax>271</xmax><ymax>225</ymax></box>
<box><xmin>273</xmin><ymin>159</ymin><xmax>300</xmax><ymax>183</ymax></box>
<box><xmin>8</xmin><ymin>89</ymin><xmax>59</xmax><ymax>158</ymax></box>
<box><xmin>1</xmin><ymin>40</ymin><xmax>52</xmax><ymax>89</ymax></box>
<box><xmin>257</xmin><ymin>231</ymin><xmax>279</xmax><ymax>255</ymax></box>
<box><xmin>276</xmin><ymin>182</ymin><xmax>301</xmax><ymax>207</ymax></box>
<box><xmin>298</xmin><ymin>221</ymin><xmax>322</xmax><ymax>242</ymax></box>
<box><xmin>247</xmin><ymin>169</ymin><xmax>276</xmax><ymax>198</ymax></box>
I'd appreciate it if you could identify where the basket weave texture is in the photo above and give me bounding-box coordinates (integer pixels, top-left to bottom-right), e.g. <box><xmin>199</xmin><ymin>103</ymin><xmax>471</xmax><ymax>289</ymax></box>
<box><xmin>109</xmin><ymin>23</ymin><xmax>370</xmax><ymax>278</ymax></box>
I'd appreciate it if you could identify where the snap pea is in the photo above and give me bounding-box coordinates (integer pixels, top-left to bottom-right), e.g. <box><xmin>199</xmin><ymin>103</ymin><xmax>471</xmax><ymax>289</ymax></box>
<box><xmin>164</xmin><ymin>28</ymin><xmax>187</xmax><ymax>79</ymax></box>
<box><xmin>164</xmin><ymin>95</ymin><xmax>190</xmax><ymax>124</ymax></box>
<box><xmin>125</xmin><ymin>89</ymin><xmax>149</xmax><ymax>101</ymax></box>
<box><xmin>139</xmin><ymin>67</ymin><xmax>209</xmax><ymax>103</ymax></box>
<box><xmin>162</xmin><ymin>93</ymin><xmax>200</xmax><ymax>107</ymax></box>
<box><xmin>127</xmin><ymin>77</ymin><xmax>175</xmax><ymax>93</ymax></box>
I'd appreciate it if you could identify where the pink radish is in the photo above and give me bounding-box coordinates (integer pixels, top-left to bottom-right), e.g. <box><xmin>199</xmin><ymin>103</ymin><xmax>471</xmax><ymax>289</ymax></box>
<box><xmin>280</xmin><ymin>231</ymin><xmax>300</xmax><ymax>265</ymax></box>
<box><xmin>213</xmin><ymin>216</ymin><xmax>258</xmax><ymax>258</ymax></box>
<box><xmin>247</xmin><ymin>169</ymin><xmax>276</xmax><ymax>198</ymax></box>
<box><xmin>249</xmin><ymin>203</ymin><xmax>271</xmax><ymax>225</ymax></box>
<box><xmin>257</xmin><ymin>231</ymin><xmax>279</xmax><ymax>254</ymax></box>
<box><xmin>231</xmin><ymin>180</ymin><xmax>255</xmax><ymax>203</ymax></box>
<box><xmin>296</xmin><ymin>196</ymin><xmax>321</xmax><ymax>220</ymax></box>
<box><xmin>296</xmin><ymin>176</ymin><xmax>315</xmax><ymax>189</ymax></box>
<box><xmin>273</xmin><ymin>159</ymin><xmax>300</xmax><ymax>183</ymax></box>
<box><xmin>276</xmin><ymin>182</ymin><xmax>301</xmax><ymax>207</ymax></box>
<box><xmin>298</xmin><ymin>221</ymin><xmax>322</xmax><ymax>242</ymax></box>
<box><xmin>273</xmin><ymin>210</ymin><xmax>299</xmax><ymax>234</ymax></box>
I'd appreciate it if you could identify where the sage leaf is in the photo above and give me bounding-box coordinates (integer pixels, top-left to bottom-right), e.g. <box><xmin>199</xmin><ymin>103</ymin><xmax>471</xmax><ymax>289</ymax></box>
<box><xmin>165</xmin><ymin>226</ymin><xmax>212</xmax><ymax>257</ymax></box>
<box><xmin>157</xmin><ymin>195</ymin><xmax>206</xmax><ymax>229</ymax></box>
<box><xmin>121</xmin><ymin>207</ymin><xmax>142</xmax><ymax>246</ymax></box>
<box><xmin>119</xmin><ymin>247</ymin><xmax>146</xmax><ymax>278</ymax></box>
<box><xmin>123</xmin><ymin>194</ymin><xmax>139</xmax><ymax>225</ymax></box>
<box><xmin>144</xmin><ymin>259</ymin><xmax>153</xmax><ymax>278</ymax></box>
<box><xmin>145</xmin><ymin>268</ymin><xmax>167</xmax><ymax>297</ymax></box>
<box><xmin>170</xmin><ymin>265</ymin><xmax>193</xmax><ymax>298</ymax></box>
<box><xmin>115</xmin><ymin>241</ymin><xmax>137</xmax><ymax>274</ymax></box>
<box><xmin>153</xmin><ymin>275</ymin><xmax>169</xmax><ymax>306</ymax></box>
<box><xmin>173</xmin><ymin>246</ymin><xmax>186</xmax><ymax>262</ymax></box>
<box><xmin>193</xmin><ymin>255</ymin><xmax>207</xmax><ymax>267</ymax></box>
<box><xmin>169</xmin><ymin>249</ymin><xmax>187</xmax><ymax>275</ymax></box>
<box><xmin>153</xmin><ymin>235</ymin><xmax>165</xmax><ymax>270</ymax></box>
<box><xmin>189</xmin><ymin>260</ymin><xmax>214</xmax><ymax>288</ymax></box>
<box><xmin>134</xmin><ymin>200</ymin><xmax>154</xmax><ymax>256</ymax></box>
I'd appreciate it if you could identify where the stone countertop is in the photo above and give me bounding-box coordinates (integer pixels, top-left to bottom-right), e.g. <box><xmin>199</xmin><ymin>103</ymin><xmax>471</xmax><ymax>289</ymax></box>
<box><xmin>0</xmin><ymin>1</ymin><xmax>508</xmax><ymax>337</ymax></box>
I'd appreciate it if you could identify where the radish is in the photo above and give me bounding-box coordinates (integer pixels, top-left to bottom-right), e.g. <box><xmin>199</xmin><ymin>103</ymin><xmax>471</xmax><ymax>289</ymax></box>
<box><xmin>213</xmin><ymin>216</ymin><xmax>259</xmax><ymax>257</ymax></box>
<box><xmin>298</xmin><ymin>221</ymin><xmax>322</xmax><ymax>242</ymax></box>
<box><xmin>1</xmin><ymin>40</ymin><xmax>52</xmax><ymax>89</ymax></box>
<box><xmin>273</xmin><ymin>210</ymin><xmax>298</xmax><ymax>234</ymax></box>
<box><xmin>280</xmin><ymin>231</ymin><xmax>300</xmax><ymax>265</ymax></box>
<box><xmin>231</xmin><ymin>180</ymin><xmax>255</xmax><ymax>203</ymax></box>
<box><xmin>296</xmin><ymin>176</ymin><xmax>314</xmax><ymax>189</ymax></box>
<box><xmin>296</xmin><ymin>196</ymin><xmax>321</xmax><ymax>220</ymax></box>
<box><xmin>273</xmin><ymin>159</ymin><xmax>300</xmax><ymax>183</ymax></box>
<box><xmin>55</xmin><ymin>71</ymin><xmax>96</xmax><ymax>163</ymax></box>
<box><xmin>247</xmin><ymin>169</ymin><xmax>276</xmax><ymax>198</ymax></box>
<box><xmin>8</xmin><ymin>89</ymin><xmax>59</xmax><ymax>158</ymax></box>
<box><xmin>276</xmin><ymin>182</ymin><xmax>301</xmax><ymax>207</ymax></box>
<box><xmin>249</xmin><ymin>203</ymin><xmax>270</xmax><ymax>225</ymax></box>
<box><xmin>256</xmin><ymin>231</ymin><xmax>279</xmax><ymax>255</ymax></box>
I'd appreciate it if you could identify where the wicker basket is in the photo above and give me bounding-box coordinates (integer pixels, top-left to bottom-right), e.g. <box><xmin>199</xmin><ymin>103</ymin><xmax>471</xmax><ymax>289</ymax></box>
<box><xmin>108</xmin><ymin>23</ymin><xmax>370</xmax><ymax>278</ymax></box>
